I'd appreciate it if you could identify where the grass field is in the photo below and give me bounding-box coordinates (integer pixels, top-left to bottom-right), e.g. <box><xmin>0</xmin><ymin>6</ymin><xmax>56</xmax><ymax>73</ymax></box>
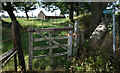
<box><xmin>2</xmin><ymin>16</ymin><xmax>98</xmax><ymax>71</ymax></box>
<box><xmin>2</xmin><ymin>16</ymin><xmax>120</xmax><ymax>72</ymax></box>
<box><xmin>3</xmin><ymin>18</ymin><xmax>70</xmax><ymax>27</ymax></box>
<box><xmin>2</xmin><ymin>18</ymin><xmax>73</xmax><ymax>71</ymax></box>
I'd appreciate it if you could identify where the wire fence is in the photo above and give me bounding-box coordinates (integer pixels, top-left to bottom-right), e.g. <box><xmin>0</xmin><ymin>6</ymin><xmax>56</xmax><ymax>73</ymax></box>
<box><xmin>1</xmin><ymin>30</ymin><xmax>17</xmax><ymax>71</ymax></box>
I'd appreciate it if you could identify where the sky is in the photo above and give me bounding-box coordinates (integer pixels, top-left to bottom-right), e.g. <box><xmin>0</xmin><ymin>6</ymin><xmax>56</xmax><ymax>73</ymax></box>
<box><xmin>0</xmin><ymin>4</ymin><xmax>61</xmax><ymax>17</ymax></box>
<box><xmin>1</xmin><ymin>1</ymin><xmax>119</xmax><ymax>17</ymax></box>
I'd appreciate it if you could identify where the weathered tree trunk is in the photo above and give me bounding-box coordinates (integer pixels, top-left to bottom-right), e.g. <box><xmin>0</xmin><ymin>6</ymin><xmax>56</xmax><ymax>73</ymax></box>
<box><xmin>89</xmin><ymin>2</ymin><xmax>108</xmax><ymax>49</ymax></box>
<box><xmin>90</xmin><ymin>17</ymin><xmax>110</xmax><ymax>49</ymax></box>
<box><xmin>90</xmin><ymin>2</ymin><xmax>108</xmax><ymax>26</ymax></box>
<box><xmin>76</xmin><ymin>10</ymin><xmax>79</xmax><ymax>16</ymax></box>
<box><xmin>12</xmin><ymin>21</ymin><xmax>26</xmax><ymax>71</ymax></box>
<box><xmin>6</xmin><ymin>2</ymin><xmax>17</xmax><ymax>21</ymax></box>
<box><xmin>3</xmin><ymin>2</ymin><xmax>22</xmax><ymax>28</ymax></box>
<box><xmin>25</xmin><ymin>7</ymin><xmax>29</xmax><ymax>20</ymax></box>
<box><xmin>69</xmin><ymin>3</ymin><xmax>74</xmax><ymax>23</ymax></box>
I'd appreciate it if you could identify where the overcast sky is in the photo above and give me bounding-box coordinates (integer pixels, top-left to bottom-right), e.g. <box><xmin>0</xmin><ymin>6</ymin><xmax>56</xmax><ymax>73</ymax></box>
<box><xmin>1</xmin><ymin>1</ymin><xmax>119</xmax><ymax>17</ymax></box>
<box><xmin>0</xmin><ymin>4</ymin><xmax>61</xmax><ymax>17</ymax></box>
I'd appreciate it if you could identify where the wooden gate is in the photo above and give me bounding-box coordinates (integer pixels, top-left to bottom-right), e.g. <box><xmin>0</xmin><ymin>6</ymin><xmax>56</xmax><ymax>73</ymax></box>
<box><xmin>28</xmin><ymin>24</ymin><xmax>73</xmax><ymax>70</ymax></box>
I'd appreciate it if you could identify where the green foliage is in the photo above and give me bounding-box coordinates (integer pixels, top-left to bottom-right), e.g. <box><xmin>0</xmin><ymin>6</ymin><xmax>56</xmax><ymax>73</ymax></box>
<box><xmin>63</xmin><ymin>40</ymin><xmax>120</xmax><ymax>72</ymax></box>
<box><xmin>65</xmin><ymin>50</ymin><xmax>114</xmax><ymax>72</ymax></box>
<box><xmin>74</xmin><ymin>2</ymin><xmax>90</xmax><ymax>14</ymax></box>
<box><xmin>33</xmin><ymin>58</ymin><xmax>49</xmax><ymax>70</ymax></box>
<box><xmin>2</xmin><ymin>15</ymin><xmax>120</xmax><ymax>72</ymax></box>
<box><xmin>2</xmin><ymin>2</ymin><xmax>37</xmax><ymax>14</ymax></box>
<box><xmin>41</xmin><ymin>2</ymin><xmax>69</xmax><ymax>14</ymax></box>
<box><xmin>82</xmin><ymin>40</ymin><xmax>89</xmax><ymax>50</ymax></box>
<box><xmin>41</xmin><ymin>2</ymin><xmax>90</xmax><ymax>15</ymax></box>
<box><xmin>13</xmin><ymin>2</ymin><xmax>37</xmax><ymax>11</ymax></box>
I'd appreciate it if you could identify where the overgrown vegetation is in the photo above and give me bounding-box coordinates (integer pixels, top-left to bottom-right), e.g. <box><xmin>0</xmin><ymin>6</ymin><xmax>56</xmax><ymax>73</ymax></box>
<box><xmin>2</xmin><ymin>15</ymin><xmax>120</xmax><ymax>72</ymax></box>
<box><xmin>2</xmin><ymin>18</ymin><xmax>71</xmax><ymax>71</ymax></box>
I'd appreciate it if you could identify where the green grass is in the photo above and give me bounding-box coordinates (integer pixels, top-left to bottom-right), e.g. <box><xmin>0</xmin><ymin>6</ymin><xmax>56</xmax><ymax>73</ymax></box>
<box><xmin>2</xmin><ymin>15</ymin><xmax>120</xmax><ymax>72</ymax></box>
<box><xmin>3</xmin><ymin>18</ymin><xmax>69</xmax><ymax>28</ymax></box>
<box><xmin>2</xmin><ymin>18</ymin><xmax>71</xmax><ymax>71</ymax></box>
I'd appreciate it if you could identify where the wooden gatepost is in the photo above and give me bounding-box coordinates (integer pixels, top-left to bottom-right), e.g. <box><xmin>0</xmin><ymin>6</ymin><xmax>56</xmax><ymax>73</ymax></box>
<box><xmin>73</xmin><ymin>20</ymin><xmax>80</xmax><ymax>56</ymax></box>
<box><xmin>28</xmin><ymin>24</ymin><xmax>73</xmax><ymax>70</ymax></box>
<box><xmin>73</xmin><ymin>20</ymin><xmax>84</xmax><ymax>56</ymax></box>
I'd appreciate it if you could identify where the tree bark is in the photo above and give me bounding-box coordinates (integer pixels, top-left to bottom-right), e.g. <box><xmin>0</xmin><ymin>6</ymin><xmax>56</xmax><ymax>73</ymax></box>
<box><xmin>25</xmin><ymin>7</ymin><xmax>29</xmax><ymax>20</ymax></box>
<box><xmin>69</xmin><ymin>3</ymin><xmax>74</xmax><ymax>23</ymax></box>
<box><xmin>12</xmin><ymin>20</ymin><xmax>26</xmax><ymax>71</ymax></box>
<box><xmin>90</xmin><ymin>2</ymin><xmax>108</xmax><ymax>26</ymax></box>
<box><xmin>3</xmin><ymin>2</ymin><xmax>22</xmax><ymax>28</ymax></box>
<box><xmin>6</xmin><ymin>2</ymin><xmax>17</xmax><ymax>21</ymax></box>
<box><xmin>89</xmin><ymin>2</ymin><xmax>108</xmax><ymax>49</ymax></box>
<box><xmin>90</xmin><ymin>16</ymin><xmax>111</xmax><ymax>49</ymax></box>
<box><xmin>76</xmin><ymin>10</ymin><xmax>79</xmax><ymax>16</ymax></box>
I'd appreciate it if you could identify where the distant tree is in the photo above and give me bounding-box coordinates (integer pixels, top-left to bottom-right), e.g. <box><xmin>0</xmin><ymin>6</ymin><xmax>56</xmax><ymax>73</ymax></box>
<box><xmin>13</xmin><ymin>2</ymin><xmax>37</xmax><ymax>20</ymax></box>
<box><xmin>2</xmin><ymin>2</ymin><xmax>37</xmax><ymax>21</ymax></box>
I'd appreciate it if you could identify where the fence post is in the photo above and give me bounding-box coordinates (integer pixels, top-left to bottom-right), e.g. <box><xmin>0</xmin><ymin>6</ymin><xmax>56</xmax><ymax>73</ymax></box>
<box><xmin>68</xmin><ymin>24</ymin><xmax>73</xmax><ymax>58</ymax></box>
<box><xmin>29</xmin><ymin>26</ymin><xmax>33</xmax><ymax>70</ymax></box>
<box><xmin>49</xmin><ymin>32</ymin><xmax>53</xmax><ymax>65</ymax></box>
<box><xmin>12</xmin><ymin>20</ymin><xmax>26</xmax><ymax>71</ymax></box>
<box><xmin>73</xmin><ymin>20</ymin><xmax>80</xmax><ymax>56</ymax></box>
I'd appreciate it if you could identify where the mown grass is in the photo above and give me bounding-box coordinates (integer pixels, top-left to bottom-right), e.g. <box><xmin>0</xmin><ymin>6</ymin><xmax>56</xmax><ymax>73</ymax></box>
<box><xmin>2</xmin><ymin>18</ymin><xmax>71</xmax><ymax>71</ymax></box>
<box><xmin>3</xmin><ymin>18</ymin><xmax>69</xmax><ymax>28</ymax></box>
